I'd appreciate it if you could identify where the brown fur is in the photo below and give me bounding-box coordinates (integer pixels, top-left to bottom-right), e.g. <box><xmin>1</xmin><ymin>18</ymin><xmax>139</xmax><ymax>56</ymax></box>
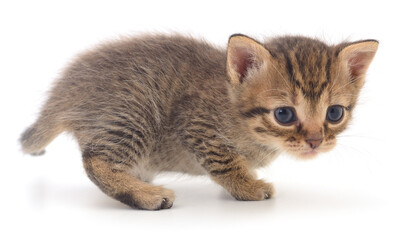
<box><xmin>20</xmin><ymin>34</ymin><xmax>378</xmax><ymax>210</ymax></box>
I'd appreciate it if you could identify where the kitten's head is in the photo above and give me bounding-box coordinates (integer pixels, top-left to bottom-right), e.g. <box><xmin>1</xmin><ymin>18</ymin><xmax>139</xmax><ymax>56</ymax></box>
<box><xmin>226</xmin><ymin>34</ymin><xmax>378</xmax><ymax>159</ymax></box>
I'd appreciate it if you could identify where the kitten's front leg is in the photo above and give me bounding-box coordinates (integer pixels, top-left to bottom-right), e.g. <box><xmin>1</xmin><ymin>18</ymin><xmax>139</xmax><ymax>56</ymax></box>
<box><xmin>206</xmin><ymin>154</ymin><xmax>274</xmax><ymax>200</ymax></box>
<box><xmin>182</xmin><ymin>129</ymin><xmax>274</xmax><ymax>200</ymax></box>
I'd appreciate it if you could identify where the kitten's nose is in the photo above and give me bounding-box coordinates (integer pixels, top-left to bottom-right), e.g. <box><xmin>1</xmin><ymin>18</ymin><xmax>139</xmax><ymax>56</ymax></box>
<box><xmin>305</xmin><ymin>131</ymin><xmax>323</xmax><ymax>149</ymax></box>
<box><xmin>305</xmin><ymin>138</ymin><xmax>323</xmax><ymax>149</ymax></box>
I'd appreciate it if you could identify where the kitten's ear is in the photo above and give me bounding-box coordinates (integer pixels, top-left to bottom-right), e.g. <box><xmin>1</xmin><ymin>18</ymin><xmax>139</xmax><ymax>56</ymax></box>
<box><xmin>337</xmin><ymin>40</ymin><xmax>379</xmax><ymax>80</ymax></box>
<box><xmin>226</xmin><ymin>34</ymin><xmax>272</xmax><ymax>85</ymax></box>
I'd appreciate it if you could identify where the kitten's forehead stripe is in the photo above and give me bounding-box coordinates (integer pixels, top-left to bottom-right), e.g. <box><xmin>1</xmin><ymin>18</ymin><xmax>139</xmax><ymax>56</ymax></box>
<box><xmin>267</xmin><ymin>37</ymin><xmax>333</xmax><ymax>101</ymax></box>
<box><xmin>270</xmin><ymin>44</ymin><xmax>294</xmax><ymax>86</ymax></box>
<box><xmin>325</xmin><ymin>51</ymin><xmax>332</xmax><ymax>84</ymax></box>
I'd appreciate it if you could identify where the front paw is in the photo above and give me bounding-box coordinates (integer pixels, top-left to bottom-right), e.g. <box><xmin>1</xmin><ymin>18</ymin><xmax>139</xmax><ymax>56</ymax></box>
<box><xmin>230</xmin><ymin>179</ymin><xmax>274</xmax><ymax>201</ymax></box>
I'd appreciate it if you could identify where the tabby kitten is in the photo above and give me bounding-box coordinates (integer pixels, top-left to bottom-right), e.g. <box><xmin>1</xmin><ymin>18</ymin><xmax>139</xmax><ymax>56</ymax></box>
<box><xmin>21</xmin><ymin>34</ymin><xmax>378</xmax><ymax>210</ymax></box>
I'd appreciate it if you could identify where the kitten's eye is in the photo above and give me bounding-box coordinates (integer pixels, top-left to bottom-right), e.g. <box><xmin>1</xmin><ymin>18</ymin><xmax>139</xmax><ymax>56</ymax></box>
<box><xmin>274</xmin><ymin>107</ymin><xmax>297</xmax><ymax>125</ymax></box>
<box><xmin>326</xmin><ymin>105</ymin><xmax>344</xmax><ymax>123</ymax></box>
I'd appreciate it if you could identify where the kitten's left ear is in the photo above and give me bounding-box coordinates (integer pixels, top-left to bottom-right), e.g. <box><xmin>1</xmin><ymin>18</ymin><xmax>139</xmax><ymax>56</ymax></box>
<box><xmin>337</xmin><ymin>40</ymin><xmax>379</xmax><ymax>80</ymax></box>
<box><xmin>226</xmin><ymin>34</ymin><xmax>272</xmax><ymax>85</ymax></box>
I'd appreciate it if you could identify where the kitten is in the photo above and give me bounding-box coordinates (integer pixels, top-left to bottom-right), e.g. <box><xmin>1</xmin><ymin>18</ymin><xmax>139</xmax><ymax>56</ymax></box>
<box><xmin>20</xmin><ymin>34</ymin><xmax>378</xmax><ymax>210</ymax></box>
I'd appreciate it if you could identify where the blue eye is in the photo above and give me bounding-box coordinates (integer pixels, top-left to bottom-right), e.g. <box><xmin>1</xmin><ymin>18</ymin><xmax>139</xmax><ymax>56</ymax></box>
<box><xmin>327</xmin><ymin>105</ymin><xmax>344</xmax><ymax>123</ymax></box>
<box><xmin>274</xmin><ymin>107</ymin><xmax>297</xmax><ymax>125</ymax></box>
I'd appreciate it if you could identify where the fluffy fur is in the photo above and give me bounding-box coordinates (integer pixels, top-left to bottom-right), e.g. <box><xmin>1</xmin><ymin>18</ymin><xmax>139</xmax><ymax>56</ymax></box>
<box><xmin>20</xmin><ymin>34</ymin><xmax>378</xmax><ymax>210</ymax></box>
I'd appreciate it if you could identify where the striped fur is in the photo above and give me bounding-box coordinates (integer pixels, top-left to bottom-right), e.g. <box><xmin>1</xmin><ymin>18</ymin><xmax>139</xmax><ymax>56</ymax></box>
<box><xmin>20</xmin><ymin>34</ymin><xmax>378</xmax><ymax>210</ymax></box>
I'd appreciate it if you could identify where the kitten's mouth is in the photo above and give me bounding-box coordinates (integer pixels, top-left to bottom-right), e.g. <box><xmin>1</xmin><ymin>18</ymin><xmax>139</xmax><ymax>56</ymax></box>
<box><xmin>299</xmin><ymin>149</ymin><xmax>319</xmax><ymax>158</ymax></box>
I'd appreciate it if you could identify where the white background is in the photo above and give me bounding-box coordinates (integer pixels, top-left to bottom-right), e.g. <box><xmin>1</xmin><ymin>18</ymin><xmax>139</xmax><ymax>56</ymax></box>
<box><xmin>1</xmin><ymin>0</ymin><xmax>415</xmax><ymax>239</ymax></box>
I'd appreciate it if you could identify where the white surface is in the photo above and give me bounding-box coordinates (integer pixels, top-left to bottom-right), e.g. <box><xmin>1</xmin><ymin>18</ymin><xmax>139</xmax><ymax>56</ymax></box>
<box><xmin>1</xmin><ymin>0</ymin><xmax>415</xmax><ymax>239</ymax></box>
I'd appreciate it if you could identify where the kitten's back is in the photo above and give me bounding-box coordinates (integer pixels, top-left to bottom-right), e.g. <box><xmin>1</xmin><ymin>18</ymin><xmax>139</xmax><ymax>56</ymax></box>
<box><xmin>20</xmin><ymin>34</ymin><xmax>227</xmax><ymax>155</ymax></box>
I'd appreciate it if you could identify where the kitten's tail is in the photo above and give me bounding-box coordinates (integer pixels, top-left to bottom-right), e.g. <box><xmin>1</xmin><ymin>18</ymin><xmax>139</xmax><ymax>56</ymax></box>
<box><xmin>20</xmin><ymin>116</ymin><xmax>64</xmax><ymax>156</ymax></box>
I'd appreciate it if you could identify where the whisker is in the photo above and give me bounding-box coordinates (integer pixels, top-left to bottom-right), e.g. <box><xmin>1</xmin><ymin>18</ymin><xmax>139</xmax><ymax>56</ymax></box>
<box><xmin>337</xmin><ymin>134</ymin><xmax>383</xmax><ymax>142</ymax></box>
<box><xmin>335</xmin><ymin>141</ymin><xmax>378</xmax><ymax>163</ymax></box>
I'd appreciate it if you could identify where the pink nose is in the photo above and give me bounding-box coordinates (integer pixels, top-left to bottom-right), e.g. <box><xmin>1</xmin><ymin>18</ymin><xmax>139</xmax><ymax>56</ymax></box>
<box><xmin>306</xmin><ymin>138</ymin><xmax>322</xmax><ymax>149</ymax></box>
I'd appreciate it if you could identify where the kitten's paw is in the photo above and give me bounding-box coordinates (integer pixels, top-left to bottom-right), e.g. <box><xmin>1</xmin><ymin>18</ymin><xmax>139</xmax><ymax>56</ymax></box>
<box><xmin>149</xmin><ymin>187</ymin><xmax>175</xmax><ymax>210</ymax></box>
<box><xmin>115</xmin><ymin>187</ymin><xmax>175</xmax><ymax>210</ymax></box>
<box><xmin>230</xmin><ymin>179</ymin><xmax>274</xmax><ymax>201</ymax></box>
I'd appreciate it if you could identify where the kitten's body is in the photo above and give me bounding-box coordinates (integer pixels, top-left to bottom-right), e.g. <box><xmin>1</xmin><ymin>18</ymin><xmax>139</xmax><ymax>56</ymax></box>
<box><xmin>21</xmin><ymin>34</ymin><xmax>378</xmax><ymax>210</ymax></box>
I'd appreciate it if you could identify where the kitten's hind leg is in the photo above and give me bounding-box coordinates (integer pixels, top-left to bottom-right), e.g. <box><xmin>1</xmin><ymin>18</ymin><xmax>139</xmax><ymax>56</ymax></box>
<box><xmin>82</xmin><ymin>149</ymin><xmax>175</xmax><ymax>210</ymax></box>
